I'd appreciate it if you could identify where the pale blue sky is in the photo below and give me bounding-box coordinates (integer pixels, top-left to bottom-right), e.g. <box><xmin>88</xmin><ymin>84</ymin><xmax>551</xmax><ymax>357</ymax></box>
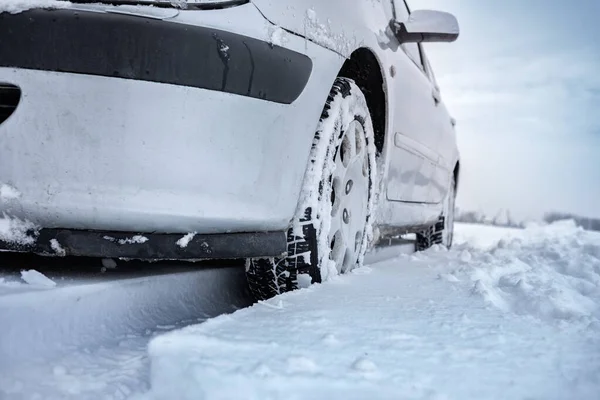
<box><xmin>417</xmin><ymin>0</ymin><xmax>600</xmax><ymax>220</ymax></box>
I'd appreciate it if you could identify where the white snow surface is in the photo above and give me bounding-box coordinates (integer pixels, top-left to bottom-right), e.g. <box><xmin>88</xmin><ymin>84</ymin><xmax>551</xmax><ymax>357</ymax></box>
<box><xmin>143</xmin><ymin>222</ymin><xmax>600</xmax><ymax>400</ymax></box>
<box><xmin>0</xmin><ymin>0</ymin><xmax>71</xmax><ymax>14</ymax></box>
<box><xmin>1</xmin><ymin>223</ymin><xmax>598</xmax><ymax>400</ymax></box>
<box><xmin>0</xmin><ymin>266</ymin><xmax>252</xmax><ymax>400</ymax></box>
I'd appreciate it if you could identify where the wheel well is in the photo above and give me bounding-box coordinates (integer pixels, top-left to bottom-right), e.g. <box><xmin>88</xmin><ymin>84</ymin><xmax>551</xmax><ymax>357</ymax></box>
<box><xmin>338</xmin><ymin>48</ymin><xmax>386</xmax><ymax>155</ymax></box>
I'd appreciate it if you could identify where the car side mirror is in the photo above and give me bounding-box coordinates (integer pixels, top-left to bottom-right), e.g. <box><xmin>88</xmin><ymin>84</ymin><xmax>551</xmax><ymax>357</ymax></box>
<box><xmin>391</xmin><ymin>10</ymin><xmax>459</xmax><ymax>44</ymax></box>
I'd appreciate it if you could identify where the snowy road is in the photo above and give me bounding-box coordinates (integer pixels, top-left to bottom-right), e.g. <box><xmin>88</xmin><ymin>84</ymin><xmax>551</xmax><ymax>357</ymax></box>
<box><xmin>0</xmin><ymin>259</ymin><xmax>253</xmax><ymax>400</ymax></box>
<box><xmin>143</xmin><ymin>222</ymin><xmax>600</xmax><ymax>400</ymax></box>
<box><xmin>2</xmin><ymin>223</ymin><xmax>600</xmax><ymax>400</ymax></box>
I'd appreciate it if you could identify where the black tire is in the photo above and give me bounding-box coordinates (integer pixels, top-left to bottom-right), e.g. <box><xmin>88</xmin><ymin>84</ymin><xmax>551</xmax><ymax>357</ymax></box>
<box><xmin>246</xmin><ymin>78</ymin><xmax>377</xmax><ymax>301</ymax></box>
<box><xmin>416</xmin><ymin>174</ymin><xmax>456</xmax><ymax>251</ymax></box>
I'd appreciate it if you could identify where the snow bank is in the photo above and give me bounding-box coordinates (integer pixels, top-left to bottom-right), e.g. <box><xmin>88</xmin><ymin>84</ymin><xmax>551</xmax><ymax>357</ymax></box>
<box><xmin>0</xmin><ymin>0</ymin><xmax>71</xmax><ymax>14</ymax></box>
<box><xmin>143</xmin><ymin>223</ymin><xmax>600</xmax><ymax>400</ymax></box>
<box><xmin>450</xmin><ymin>220</ymin><xmax>600</xmax><ymax>324</ymax></box>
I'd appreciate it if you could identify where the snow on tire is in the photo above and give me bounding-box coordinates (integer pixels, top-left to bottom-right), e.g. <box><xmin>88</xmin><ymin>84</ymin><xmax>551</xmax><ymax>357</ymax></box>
<box><xmin>246</xmin><ymin>78</ymin><xmax>377</xmax><ymax>301</ymax></box>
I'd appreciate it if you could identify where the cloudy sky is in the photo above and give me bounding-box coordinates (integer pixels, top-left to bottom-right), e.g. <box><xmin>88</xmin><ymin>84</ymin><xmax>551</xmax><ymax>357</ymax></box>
<box><xmin>417</xmin><ymin>0</ymin><xmax>600</xmax><ymax>220</ymax></box>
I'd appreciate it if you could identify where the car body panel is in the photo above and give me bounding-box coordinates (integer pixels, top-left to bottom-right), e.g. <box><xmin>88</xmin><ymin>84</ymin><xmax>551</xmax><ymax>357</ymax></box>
<box><xmin>0</xmin><ymin>0</ymin><xmax>460</xmax><ymax>255</ymax></box>
<box><xmin>0</xmin><ymin>9</ymin><xmax>313</xmax><ymax>104</ymax></box>
<box><xmin>0</xmin><ymin>4</ymin><xmax>345</xmax><ymax>234</ymax></box>
<box><xmin>251</xmin><ymin>0</ymin><xmax>459</xmax><ymax>205</ymax></box>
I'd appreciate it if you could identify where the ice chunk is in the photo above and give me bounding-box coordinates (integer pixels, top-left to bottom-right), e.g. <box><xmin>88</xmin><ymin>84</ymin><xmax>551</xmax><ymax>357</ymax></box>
<box><xmin>20</xmin><ymin>270</ymin><xmax>56</xmax><ymax>288</ymax></box>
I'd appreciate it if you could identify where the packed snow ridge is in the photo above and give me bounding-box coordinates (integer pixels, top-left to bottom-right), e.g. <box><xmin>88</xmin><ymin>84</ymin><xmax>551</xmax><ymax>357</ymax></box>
<box><xmin>142</xmin><ymin>222</ymin><xmax>600</xmax><ymax>400</ymax></box>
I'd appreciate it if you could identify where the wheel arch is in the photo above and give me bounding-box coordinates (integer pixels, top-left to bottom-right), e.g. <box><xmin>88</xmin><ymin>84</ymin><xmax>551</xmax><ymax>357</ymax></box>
<box><xmin>336</xmin><ymin>47</ymin><xmax>387</xmax><ymax>156</ymax></box>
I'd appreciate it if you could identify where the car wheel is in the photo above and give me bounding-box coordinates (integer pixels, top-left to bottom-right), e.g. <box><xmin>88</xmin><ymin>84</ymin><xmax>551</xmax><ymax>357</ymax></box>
<box><xmin>415</xmin><ymin>174</ymin><xmax>456</xmax><ymax>251</ymax></box>
<box><xmin>246</xmin><ymin>78</ymin><xmax>377</xmax><ymax>301</ymax></box>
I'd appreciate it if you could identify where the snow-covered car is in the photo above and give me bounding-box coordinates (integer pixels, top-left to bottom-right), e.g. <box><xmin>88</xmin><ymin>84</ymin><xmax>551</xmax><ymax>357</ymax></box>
<box><xmin>0</xmin><ymin>0</ymin><xmax>460</xmax><ymax>299</ymax></box>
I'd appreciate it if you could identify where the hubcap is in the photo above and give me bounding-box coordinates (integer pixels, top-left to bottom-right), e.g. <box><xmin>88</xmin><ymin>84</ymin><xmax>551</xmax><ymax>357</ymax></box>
<box><xmin>328</xmin><ymin>120</ymin><xmax>370</xmax><ymax>273</ymax></box>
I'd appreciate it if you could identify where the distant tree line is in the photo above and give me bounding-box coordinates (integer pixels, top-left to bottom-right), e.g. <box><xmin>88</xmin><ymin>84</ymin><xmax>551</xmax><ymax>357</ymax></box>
<box><xmin>455</xmin><ymin>208</ymin><xmax>525</xmax><ymax>228</ymax></box>
<box><xmin>543</xmin><ymin>211</ymin><xmax>600</xmax><ymax>232</ymax></box>
<box><xmin>455</xmin><ymin>208</ymin><xmax>600</xmax><ymax>232</ymax></box>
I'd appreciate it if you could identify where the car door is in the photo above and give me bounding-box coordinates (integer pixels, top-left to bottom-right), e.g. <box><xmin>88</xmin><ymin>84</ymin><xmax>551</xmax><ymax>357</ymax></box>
<box><xmin>385</xmin><ymin>0</ymin><xmax>444</xmax><ymax>204</ymax></box>
<box><xmin>421</xmin><ymin>50</ymin><xmax>457</xmax><ymax>203</ymax></box>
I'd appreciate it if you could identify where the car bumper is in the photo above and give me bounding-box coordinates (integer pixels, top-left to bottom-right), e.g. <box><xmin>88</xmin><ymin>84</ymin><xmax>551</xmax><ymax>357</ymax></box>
<box><xmin>0</xmin><ymin>8</ymin><xmax>312</xmax><ymax>105</ymax></box>
<box><xmin>0</xmin><ymin>4</ymin><xmax>343</xmax><ymax>242</ymax></box>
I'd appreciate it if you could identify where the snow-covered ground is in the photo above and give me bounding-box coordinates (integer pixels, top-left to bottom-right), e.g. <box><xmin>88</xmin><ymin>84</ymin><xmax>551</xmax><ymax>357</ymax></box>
<box><xmin>1</xmin><ymin>222</ymin><xmax>599</xmax><ymax>400</ymax></box>
<box><xmin>142</xmin><ymin>222</ymin><xmax>600</xmax><ymax>400</ymax></box>
<box><xmin>0</xmin><ymin>264</ymin><xmax>253</xmax><ymax>400</ymax></box>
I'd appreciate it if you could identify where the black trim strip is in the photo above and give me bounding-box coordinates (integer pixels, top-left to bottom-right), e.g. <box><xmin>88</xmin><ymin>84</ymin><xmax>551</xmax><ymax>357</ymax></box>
<box><xmin>0</xmin><ymin>9</ymin><xmax>312</xmax><ymax>104</ymax></box>
<box><xmin>0</xmin><ymin>229</ymin><xmax>287</xmax><ymax>260</ymax></box>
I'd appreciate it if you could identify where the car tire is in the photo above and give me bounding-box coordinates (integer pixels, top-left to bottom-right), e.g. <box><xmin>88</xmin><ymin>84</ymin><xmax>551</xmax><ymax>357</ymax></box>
<box><xmin>415</xmin><ymin>174</ymin><xmax>456</xmax><ymax>251</ymax></box>
<box><xmin>246</xmin><ymin>78</ymin><xmax>377</xmax><ymax>301</ymax></box>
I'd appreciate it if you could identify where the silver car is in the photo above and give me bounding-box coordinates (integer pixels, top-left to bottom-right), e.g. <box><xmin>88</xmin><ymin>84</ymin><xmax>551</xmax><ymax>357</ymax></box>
<box><xmin>0</xmin><ymin>0</ymin><xmax>460</xmax><ymax>299</ymax></box>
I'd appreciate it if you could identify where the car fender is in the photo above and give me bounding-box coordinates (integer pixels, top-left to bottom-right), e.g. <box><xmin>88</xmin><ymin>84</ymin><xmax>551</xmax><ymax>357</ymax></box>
<box><xmin>251</xmin><ymin>0</ymin><xmax>390</xmax><ymax>59</ymax></box>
